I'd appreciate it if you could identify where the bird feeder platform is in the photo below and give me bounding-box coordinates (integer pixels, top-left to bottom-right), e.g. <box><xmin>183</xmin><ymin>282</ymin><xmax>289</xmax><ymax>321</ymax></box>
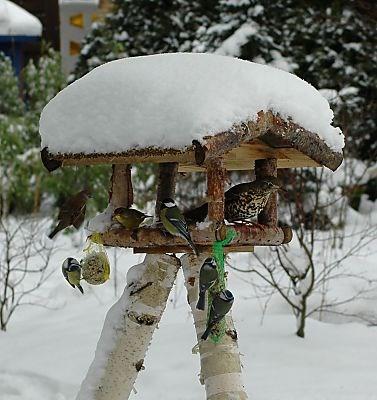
<box><xmin>39</xmin><ymin>54</ymin><xmax>344</xmax><ymax>254</ymax></box>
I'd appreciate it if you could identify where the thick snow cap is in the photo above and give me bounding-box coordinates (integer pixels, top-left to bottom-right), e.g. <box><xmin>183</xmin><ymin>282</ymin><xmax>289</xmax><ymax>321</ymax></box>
<box><xmin>39</xmin><ymin>53</ymin><xmax>344</xmax><ymax>155</ymax></box>
<box><xmin>0</xmin><ymin>0</ymin><xmax>42</xmax><ymax>36</ymax></box>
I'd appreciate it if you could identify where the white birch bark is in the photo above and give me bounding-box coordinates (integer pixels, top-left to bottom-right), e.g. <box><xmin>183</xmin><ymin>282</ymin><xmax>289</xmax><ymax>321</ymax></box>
<box><xmin>181</xmin><ymin>254</ymin><xmax>248</xmax><ymax>400</ymax></box>
<box><xmin>76</xmin><ymin>253</ymin><xmax>180</xmax><ymax>400</ymax></box>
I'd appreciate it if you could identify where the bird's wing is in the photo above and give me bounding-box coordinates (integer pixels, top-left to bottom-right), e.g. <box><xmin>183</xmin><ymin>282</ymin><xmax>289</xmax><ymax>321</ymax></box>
<box><xmin>225</xmin><ymin>182</ymin><xmax>255</xmax><ymax>201</ymax></box>
<box><xmin>167</xmin><ymin>208</ymin><xmax>191</xmax><ymax>240</ymax></box>
<box><xmin>72</xmin><ymin>205</ymin><xmax>86</xmax><ymax>229</ymax></box>
<box><xmin>170</xmin><ymin>217</ymin><xmax>191</xmax><ymax>239</ymax></box>
<box><xmin>62</xmin><ymin>266</ymin><xmax>68</xmax><ymax>280</ymax></box>
<box><xmin>57</xmin><ymin>192</ymin><xmax>86</xmax><ymax>220</ymax></box>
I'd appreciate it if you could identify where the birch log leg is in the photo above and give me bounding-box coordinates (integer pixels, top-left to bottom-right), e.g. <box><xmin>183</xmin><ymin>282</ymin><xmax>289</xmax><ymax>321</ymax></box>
<box><xmin>76</xmin><ymin>254</ymin><xmax>180</xmax><ymax>400</ymax></box>
<box><xmin>181</xmin><ymin>254</ymin><xmax>248</xmax><ymax>400</ymax></box>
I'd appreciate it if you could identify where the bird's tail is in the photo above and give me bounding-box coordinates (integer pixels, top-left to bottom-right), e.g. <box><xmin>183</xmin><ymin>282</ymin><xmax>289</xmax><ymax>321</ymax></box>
<box><xmin>187</xmin><ymin>237</ymin><xmax>199</xmax><ymax>256</ymax></box>
<box><xmin>196</xmin><ymin>291</ymin><xmax>206</xmax><ymax>310</ymax></box>
<box><xmin>201</xmin><ymin>325</ymin><xmax>212</xmax><ymax>341</ymax></box>
<box><xmin>48</xmin><ymin>225</ymin><xmax>60</xmax><ymax>239</ymax></box>
<box><xmin>77</xmin><ymin>284</ymin><xmax>84</xmax><ymax>294</ymax></box>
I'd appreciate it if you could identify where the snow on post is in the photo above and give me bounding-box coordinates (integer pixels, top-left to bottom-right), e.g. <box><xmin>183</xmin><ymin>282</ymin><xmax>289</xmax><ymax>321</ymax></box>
<box><xmin>76</xmin><ymin>254</ymin><xmax>180</xmax><ymax>400</ymax></box>
<box><xmin>181</xmin><ymin>254</ymin><xmax>248</xmax><ymax>400</ymax></box>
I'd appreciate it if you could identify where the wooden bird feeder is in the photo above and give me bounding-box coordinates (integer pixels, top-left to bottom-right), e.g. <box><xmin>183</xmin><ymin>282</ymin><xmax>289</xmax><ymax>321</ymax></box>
<box><xmin>41</xmin><ymin>110</ymin><xmax>343</xmax><ymax>254</ymax></box>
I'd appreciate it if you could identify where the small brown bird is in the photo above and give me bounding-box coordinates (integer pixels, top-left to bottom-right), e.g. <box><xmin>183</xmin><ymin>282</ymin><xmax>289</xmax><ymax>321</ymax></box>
<box><xmin>48</xmin><ymin>189</ymin><xmax>91</xmax><ymax>239</ymax></box>
<box><xmin>184</xmin><ymin>178</ymin><xmax>280</xmax><ymax>223</ymax></box>
<box><xmin>112</xmin><ymin>207</ymin><xmax>151</xmax><ymax>229</ymax></box>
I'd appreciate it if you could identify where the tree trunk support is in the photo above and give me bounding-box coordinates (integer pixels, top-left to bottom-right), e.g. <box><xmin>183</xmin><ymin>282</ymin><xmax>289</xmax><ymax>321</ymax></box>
<box><xmin>181</xmin><ymin>254</ymin><xmax>248</xmax><ymax>400</ymax></box>
<box><xmin>155</xmin><ymin>162</ymin><xmax>178</xmax><ymax>219</ymax></box>
<box><xmin>206</xmin><ymin>158</ymin><xmax>227</xmax><ymax>240</ymax></box>
<box><xmin>76</xmin><ymin>254</ymin><xmax>180</xmax><ymax>400</ymax></box>
<box><xmin>109</xmin><ymin>164</ymin><xmax>133</xmax><ymax>210</ymax></box>
<box><xmin>255</xmin><ymin>158</ymin><xmax>278</xmax><ymax>226</ymax></box>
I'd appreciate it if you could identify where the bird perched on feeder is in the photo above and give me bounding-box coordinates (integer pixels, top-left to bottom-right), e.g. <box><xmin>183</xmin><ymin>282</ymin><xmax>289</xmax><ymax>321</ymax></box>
<box><xmin>201</xmin><ymin>289</ymin><xmax>234</xmax><ymax>340</ymax></box>
<box><xmin>48</xmin><ymin>189</ymin><xmax>91</xmax><ymax>239</ymax></box>
<box><xmin>112</xmin><ymin>207</ymin><xmax>151</xmax><ymax>229</ymax></box>
<box><xmin>62</xmin><ymin>257</ymin><xmax>84</xmax><ymax>294</ymax></box>
<box><xmin>160</xmin><ymin>198</ymin><xmax>199</xmax><ymax>256</ymax></box>
<box><xmin>224</xmin><ymin>178</ymin><xmax>280</xmax><ymax>222</ymax></box>
<box><xmin>184</xmin><ymin>178</ymin><xmax>280</xmax><ymax>223</ymax></box>
<box><xmin>197</xmin><ymin>257</ymin><xmax>218</xmax><ymax>310</ymax></box>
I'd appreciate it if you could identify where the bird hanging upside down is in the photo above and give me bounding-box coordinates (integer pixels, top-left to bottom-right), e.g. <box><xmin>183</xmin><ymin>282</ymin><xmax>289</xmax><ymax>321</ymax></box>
<box><xmin>201</xmin><ymin>289</ymin><xmax>234</xmax><ymax>340</ymax></box>
<box><xmin>184</xmin><ymin>178</ymin><xmax>280</xmax><ymax>223</ymax></box>
<box><xmin>48</xmin><ymin>189</ymin><xmax>91</xmax><ymax>239</ymax></box>
<box><xmin>112</xmin><ymin>207</ymin><xmax>151</xmax><ymax>229</ymax></box>
<box><xmin>197</xmin><ymin>257</ymin><xmax>218</xmax><ymax>310</ymax></box>
<box><xmin>62</xmin><ymin>257</ymin><xmax>84</xmax><ymax>294</ymax></box>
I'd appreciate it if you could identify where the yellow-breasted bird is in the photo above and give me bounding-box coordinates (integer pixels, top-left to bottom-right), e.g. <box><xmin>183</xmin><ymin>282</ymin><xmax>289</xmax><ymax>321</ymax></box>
<box><xmin>201</xmin><ymin>289</ymin><xmax>234</xmax><ymax>340</ymax></box>
<box><xmin>48</xmin><ymin>189</ymin><xmax>91</xmax><ymax>239</ymax></box>
<box><xmin>196</xmin><ymin>257</ymin><xmax>218</xmax><ymax>310</ymax></box>
<box><xmin>112</xmin><ymin>207</ymin><xmax>151</xmax><ymax>229</ymax></box>
<box><xmin>62</xmin><ymin>257</ymin><xmax>84</xmax><ymax>294</ymax></box>
<box><xmin>160</xmin><ymin>198</ymin><xmax>199</xmax><ymax>256</ymax></box>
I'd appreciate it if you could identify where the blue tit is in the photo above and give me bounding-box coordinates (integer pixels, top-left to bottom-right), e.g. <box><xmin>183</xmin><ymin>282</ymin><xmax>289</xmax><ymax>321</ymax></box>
<box><xmin>62</xmin><ymin>257</ymin><xmax>84</xmax><ymax>294</ymax></box>
<box><xmin>196</xmin><ymin>257</ymin><xmax>218</xmax><ymax>310</ymax></box>
<box><xmin>160</xmin><ymin>198</ymin><xmax>199</xmax><ymax>256</ymax></box>
<box><xmin>112</xmin><ymin>207</ymin><xmax>151</xmax><ymax>229</ymax></box>
<box><xmin>201</xmin><ymin>289</ymin><xmax>234</xmax><ymax>340</ymax></box>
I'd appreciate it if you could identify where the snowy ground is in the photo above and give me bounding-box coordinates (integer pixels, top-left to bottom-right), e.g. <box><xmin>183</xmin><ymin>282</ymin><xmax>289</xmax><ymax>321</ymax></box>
<box><xmin>0</xmin><ymin>222</ymin><xmax>377</xmax><ymax>400</ymax></box>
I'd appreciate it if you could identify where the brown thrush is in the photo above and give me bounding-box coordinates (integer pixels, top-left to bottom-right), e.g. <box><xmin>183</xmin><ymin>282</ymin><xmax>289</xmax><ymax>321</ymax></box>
<box><xmin>184</xmin><ymin>179</ymin><xmax>280</xmax><ymax>223</ymax></box>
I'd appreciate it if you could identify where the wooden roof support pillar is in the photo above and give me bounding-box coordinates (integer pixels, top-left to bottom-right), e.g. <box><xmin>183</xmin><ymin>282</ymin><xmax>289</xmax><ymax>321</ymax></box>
<box><xmin>109</xmin><ymin>164</ymin><xmax>133</xmax><ymax>209</ymax></box>
<box><xmin>206</xmin><ymin>158</ymin><xmax>227</xmax><ymax>239</ymax></box>
<box><xmin>255</xmin><ymin>158</ymin><xmax>278</xmax><ymax>226</ymax></box>
<box><xmin>155</xmin><ymin>162</ymin><xmax>178</xmax><ymax>219</ymax></box>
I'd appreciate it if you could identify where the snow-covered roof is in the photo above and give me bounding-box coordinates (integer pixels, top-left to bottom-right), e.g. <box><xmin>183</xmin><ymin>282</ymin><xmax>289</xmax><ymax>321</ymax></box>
<box><xmin>39</xmin><ymin>53</ymin><xmax>344</xmax><ymax>170</ymax></box>
<box><xmin>0</xmin><ymin>0</ymin><xmax>42</xmax><ymax>36</ymax></box>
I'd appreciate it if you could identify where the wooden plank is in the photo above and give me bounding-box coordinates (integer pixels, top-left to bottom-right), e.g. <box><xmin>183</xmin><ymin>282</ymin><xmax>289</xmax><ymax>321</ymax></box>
<box><xmin>177</xmin><ymin>140</ymin><xmax>321</xmax><ymax>172</ymax></box>
<box><xmin>58</xmin><ymin>150</ymin><xmax>197</xmax><ymax>166</ymax></box>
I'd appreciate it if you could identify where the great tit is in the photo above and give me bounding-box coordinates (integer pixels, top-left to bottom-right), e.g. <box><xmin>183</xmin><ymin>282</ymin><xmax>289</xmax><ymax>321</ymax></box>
<box><xmin>201</xmin><ymin>289</ymin><xmax>234</xmax><ymax>340</ymax></box>
<box><xmin>196</xmin><ymin>257</ymin><xmax>218</xmax><ymax>310</ymax></box>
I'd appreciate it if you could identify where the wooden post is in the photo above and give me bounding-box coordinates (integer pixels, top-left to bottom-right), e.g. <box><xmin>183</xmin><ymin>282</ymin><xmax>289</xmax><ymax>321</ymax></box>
<box><xmin>155</xmin><ymin>162</ymin><xmax>178</xmax><ymax>219</ymax></box>
<box><xmin>206</xmin><ymin>158</ymin><xmax>227</xmax><ymax>241</ymax></box>
<box><xmin>181</xmin><ymin>254</ymin><xmax>248</xmax><ymax>400</ymax></box>
<box><xmin>255</xmin><ymin>158</ymin><xmax>278</xmax><ymax>226</ymax></box>
<box><xmin>109</xmin><ymin>164</ymin><xmax>133</xmax><ymax>209</ymax></box>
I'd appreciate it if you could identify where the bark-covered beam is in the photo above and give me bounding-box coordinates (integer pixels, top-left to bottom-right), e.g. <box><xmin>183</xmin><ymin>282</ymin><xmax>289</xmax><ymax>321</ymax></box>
<box><xmin>109</xmin><ymin>164</ymin><xmax>133</xmax><ymax>209</ymax></box>
<box><xmin>155</xmin><ymin>162</ymin><xmax>178</xmax><ymax>218</ymax></box>
<box><xmin>42</xmin><ymin>111</ymin><xmax>343</xmax><ymax>172</ymax></box>
<box><xmin>98</xmin><ymin>224</ymin><xmax>292</xmax><ymax>251</ymax></box>
<box><xmin>255</xmin><ymin>158</ymin><xmax>278</xmax><ymax>226</ymax></box>
<box><xmin>206</xmin><ymin>158</ymin><xmax>226</xmax><ymax>224</ymax></box>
